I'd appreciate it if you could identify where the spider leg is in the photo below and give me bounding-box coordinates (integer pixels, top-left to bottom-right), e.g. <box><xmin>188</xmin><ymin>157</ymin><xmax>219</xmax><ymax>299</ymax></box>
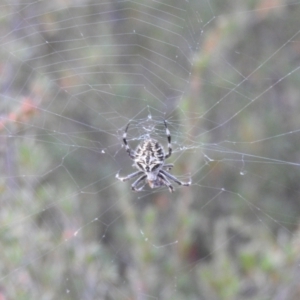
<box><xmin>116</xmin><ymin>170</ymin><xmax>144</xmax><ymax>182</ymax></box>
<box><xmin>163</xmin><ymin>120</ymin><xmax>172</xmax><ymax>159</ymax></box>
<box><xmin>157</xmin><ymin>173</ymin><xmax>174</xmax><ymax>192</ymax></box>
<box><xmin>163</xmin><ymin>163</ymin><xmax>174</xmax><ymax>170</ymax></box>
<box><xmin>160</xmin><ymin>169</ymin><xmax>191</xmax><ymax>186</ymax></box>
<box><xmin>131</xmin><ymin>175</ymin><xmax>147</xmax><ymax>191</ymax></box>
<box><xmin>123</xmin><ymin>123</ymin><xmax>135</xmax><ymax>159</ymax></box>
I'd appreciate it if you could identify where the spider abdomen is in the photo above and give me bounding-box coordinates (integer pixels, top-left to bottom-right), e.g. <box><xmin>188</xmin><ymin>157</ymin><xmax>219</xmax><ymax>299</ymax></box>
<box><xmin>135</xmin><ymin>139</ymin><xmax>164</xmax><ymax>174</ymax></box>
<box><xmin>136</xmin><ymin>139</ymin><xmax>164</xmax><ymax>159</ymax></box>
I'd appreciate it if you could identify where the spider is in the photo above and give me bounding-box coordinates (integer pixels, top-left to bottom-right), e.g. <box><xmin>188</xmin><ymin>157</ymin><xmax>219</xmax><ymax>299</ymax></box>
<box><xmin>116</xmin><ymin>121</ymin><xmax>191</xmax><ymax>192</ymax></box>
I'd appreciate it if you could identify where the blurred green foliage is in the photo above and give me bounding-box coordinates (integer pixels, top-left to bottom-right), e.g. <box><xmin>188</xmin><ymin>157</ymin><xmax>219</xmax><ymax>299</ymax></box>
<box><xmin>0</xmin><ymin>0</ymin><xmax>300</xmax><ymax>299</ymax></box>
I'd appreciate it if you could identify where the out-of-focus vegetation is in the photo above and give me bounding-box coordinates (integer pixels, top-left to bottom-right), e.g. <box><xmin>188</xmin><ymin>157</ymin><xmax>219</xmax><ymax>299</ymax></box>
<box><xmin>1</xmin><ymin>0</ymin><xmax>300</xmax><ymax>299</ymax></box>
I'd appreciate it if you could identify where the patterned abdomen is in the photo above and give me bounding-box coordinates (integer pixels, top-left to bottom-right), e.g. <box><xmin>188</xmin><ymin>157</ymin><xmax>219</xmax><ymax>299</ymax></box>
<box><xmin>135</xmin><ymin>139</ymin><xmax>165</xmax><ymax>173</ymax></box>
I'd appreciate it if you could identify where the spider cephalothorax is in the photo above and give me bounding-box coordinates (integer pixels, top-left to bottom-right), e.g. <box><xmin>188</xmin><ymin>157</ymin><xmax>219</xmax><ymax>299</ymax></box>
<box><xmin>116</xmin><ymin>121</ymin><xmax>191</xmax><ymax>192</ymax></box>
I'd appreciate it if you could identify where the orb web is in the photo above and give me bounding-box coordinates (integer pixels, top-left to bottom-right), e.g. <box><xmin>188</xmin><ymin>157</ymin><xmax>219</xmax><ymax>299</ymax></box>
<box><xmin>1</xmin><ymin>1</ymin><xmax>300</xmax><ymax>299</ymax></box>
